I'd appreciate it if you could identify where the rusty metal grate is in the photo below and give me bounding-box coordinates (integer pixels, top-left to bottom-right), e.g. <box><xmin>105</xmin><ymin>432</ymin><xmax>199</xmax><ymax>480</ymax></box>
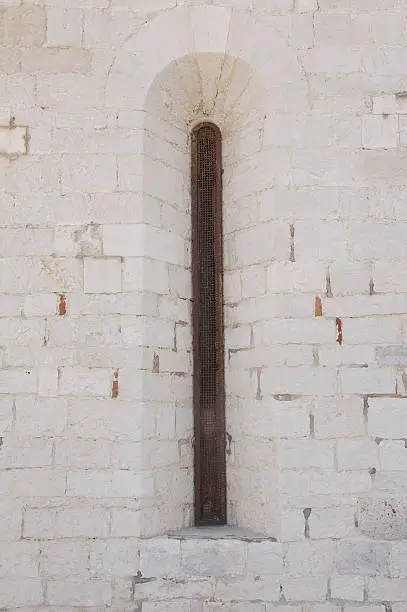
<box><xmin>191</xmin><ymin>122</ymin><xmax>226</xmax><ymax>525</ymax></box>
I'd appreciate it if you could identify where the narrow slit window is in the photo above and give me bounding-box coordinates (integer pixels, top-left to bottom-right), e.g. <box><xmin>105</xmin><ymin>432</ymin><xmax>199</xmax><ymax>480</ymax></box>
<box><xmin>191</xmin><ymin>122</ymin><xmax>226</xmax><ymax>525</ymax></box>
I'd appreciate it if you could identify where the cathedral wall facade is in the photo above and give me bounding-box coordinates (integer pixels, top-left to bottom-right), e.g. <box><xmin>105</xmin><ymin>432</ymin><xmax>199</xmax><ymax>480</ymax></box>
<box><xmin>1</xmin><ymin>0</ymin><xmax>407</xmax><ymax>609</ymax></box>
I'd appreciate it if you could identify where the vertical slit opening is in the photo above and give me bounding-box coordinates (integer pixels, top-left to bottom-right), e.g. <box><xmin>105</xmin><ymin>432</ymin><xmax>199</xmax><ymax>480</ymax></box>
<box><xmin>191</xmin><ymin>122</ymin><xmax>226</xmax><ymax>526</ymax></box>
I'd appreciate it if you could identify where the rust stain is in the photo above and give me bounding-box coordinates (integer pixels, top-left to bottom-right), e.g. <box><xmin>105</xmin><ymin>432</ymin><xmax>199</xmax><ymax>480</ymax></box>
<box><xmin>58</xmin><ymin>294</ymin><xmax>67</xmax><ymax>316</ymax></box>
<box><xmin>112</xmin><ymin>370</ymin><xmax>119</xmax><ymax>399</ymax></box>
<box><xmin>315</xmin><ymin>296</ymin><xmax>322</xmax><ymax>317</ymax></box>
<box><xmin>336</xmin><ymin>317</ymin><xmax>343</xmax><ymax>345</ymax></box>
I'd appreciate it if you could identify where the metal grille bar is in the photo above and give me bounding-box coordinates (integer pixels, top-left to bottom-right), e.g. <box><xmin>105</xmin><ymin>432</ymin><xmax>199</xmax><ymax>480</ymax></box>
<box><xmin>191</xmin><ymin>123</ymin><xmax>226</xmax><ymax>525</ymax></box>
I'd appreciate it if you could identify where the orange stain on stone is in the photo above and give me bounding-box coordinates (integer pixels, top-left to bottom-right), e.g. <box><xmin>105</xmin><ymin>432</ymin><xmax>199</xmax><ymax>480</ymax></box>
<box><xmin>58</xmin><ymin>294</ymin><xmax>67</xmax><ymax>316</ymax></box>
<box><xmin>112</xmin><ymin>370</ymin><xmax>119</xmax><ymax>399</ymax></box>
<box><xmin>336</xmin><ymin>317</ymin><xmax>343</xmax><ymax>345</ymax></box>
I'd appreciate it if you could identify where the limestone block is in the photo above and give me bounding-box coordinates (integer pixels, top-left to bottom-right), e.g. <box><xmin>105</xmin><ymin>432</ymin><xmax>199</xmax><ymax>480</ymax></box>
<box><xmin>47</xmin><ymin>314</ymin><xmax>122</xmax><ymax>348</ymax></box>
<box><xmin>104</xmin><ymin>225</ymin><xmax>185</xmax><ymax>266</ymax></box>
<box><xmin>0</xmin><ymin>579</ymin><xmax>43</xmax><ymax>607</ymax></box>
<box><xmin>342</xmin><ymin>316</ymin><xmax>402</xmax><ymax>345</ymax></box>
<box><xmin>58</xmin><ymin>367</ymin><xmax>112</xmax><ymax>397</ymax></box>
<box><xmin>55</xmin><ymin>437</ymin><xmax>111</xmax><ymax>469</ymax></box>
<box><xmin>311</xmin><ymin>471</ymin><xmax>371</xmax><ymax>496</ymax></box>
<box><xmin>190</xmin><ymin>6</ymin><xmax>231</xmax><ymax>54</ymax></box>
<box><xmin>23</xmin><ymin>294</ymin><xmax>57</xmax><ymax>317</ymax></box>
<box><xmin>181</xmin><ymin>538</ymin><xmax>246</xmax><ymax>577</ymax></box>
<box><xmin>0</xmin><ymin>126</ymin><xmax>27</xmax><ymax>156</ymax></box>
<box><xmin>120</xmin><ymin>316</ymin><xmax>174</xmax><ymax>350</ymax></box>
<box><xmin>0</xmin><ymin>317</ymin><xmax>45</xmax><ymax>349</ymax></box>
<box><xmin>0</xmin><ymin>469</ymin><xmax>66</xmax><ymax>497</ymax></box>
<box><xmin>214</xmin><ymin>576</ymin><xmax>280</xmax><ymax>601</ymax></box>
<box><xmin>276</xmin><ymin>439</ymin><xmax>335</xmax><ymax>470</ymax></box>
<box><xmin>368</xmin><ymin>577</ymin><xmax>407</xmax><ymax>602</ymax></box>
<box><xmin>376</xmin><ymin>345</ymin><xmax>407</xmax><ymax>366</ymax></box>
<box><xmin>335</xmin><ymin>540</ymin><xmax>391</xmax><ymax>576</ymax></box>
<box><xmin>380</xmin><ymin>440</ymin><xmax>407</xmax><ymax>471</ymax></box>
<box><xmin>2</xmin><ymin>6</ymin><xmax>45</xmax><ymax>46</ymax></box>
<box><xmin>309</xmin><ymin>506</ymin><xmax>356</xmax><ymax>539</ymax></box>
<box><xmin>143</xmin><ymin>603</ymin><xmax>191</xmax><ymax>612</ymax></box>
<box><xmin>47</xmin><ymin>580</ymin><xmax>111</xmax><ymax>606</ymax></box>
<box><xmin>40</xmin><ymin>540</ymin><xmax>90</xmax><ymax>577</ymax></box>
<box><xmin>0</xmin><ymin>502</ymin><xmax>21</xmax><ymax>541</ymax></box>
<box><xmin>0</xmin><ymin>397</ymin><xmax>13</xmax><ymax>437</ymax></box>
<box><xmin>337</xmin><ymin>439</ymin><xmax>379</xmax><ymax>471</ymax></box>
<box><xmin>84</xmin><ymin>258</ymin><xmax>122</xmax><ymax>294</ymax></box>
<box><xmin>234</xmin><ymin>222</ymin><xmax>289</xmax><ymax>266</ymax></box>
<box><xmin>296</xmin><ymin>0</ymin><xmax>319</xmax><ymax>10</ymax></box>
<box><xmin>267</xmin><ymin>262</ymin><xmax>326</xmax><ymax>294</ymax></box>
<box><xmin>357</xmin><ymin>498</ymin><xmax>407</xmax><ymax>541</ymax></box>
<box><xmin>68</xmin><ymin>398</ymin><xmax>154</xmax><ymax>440</ymax></box>
<box><xmin>363</xmin><ymin>45</ymin><xmax>407</xmax><ymax>76</ymax></box>
<box><xmin>340</xmin><ymin>367</ymin><xmax>395</xmax><ymax>395</ymax></box>
<box><xmin>56</xmin><ymin>507</ymin><xmax>110</xmax><ymax>539</ymax></box>
<box><xmin>123</xmin><ymin>258</ymin><xmax>169</xmax><ymax>294</ymax></box>
<box><xmin>262</xmin><ymin>319</ymin><xmax>334</xmax><ymax>346</ymax></box>
<box><xmin>62</xmin><ymin>155</ymin><xmax>117</xmax><ymax>194</ymax></box>
<box><xmin>344</xmin><ymin>607</ymin><xmax>384</xmax><ymax>612</ymax></box>
<box><xmin>0</xmin><ymin>257</ymin><xmax>83</xmax><ymax>294</ymax></box>
<box><xmin>15</xmin><ymin>396</ymin><xmax>67</xmax><ymax>437</ymax></box>
<box><xmin>373</xmin><ymin>93</ymin><xmax>407</xmax><ymax>115</ymax></box>
<box><xmin>21</xmin><ymin>48</ymin><xmax>91</xmax><ymax>74</ymax></box>
<box><xmin>111</xmin><ymin>509</ymin><xmax>141</xmax><ymax>538</ymax></box>
<box><xmin>253</xmin><ymin>0</ymin><xmax>293</xmax><ymax>9</ymax></box>
<box><xmin>319</xmin><ymin>345</ymin><xmax>375</xmax><ymax>368</ymax></box>
<box><xmin>303</xmin><ymin>45</ymin><xmax>362</xmax><ymax>74</ymax></box>
<box><xmin>282</xmin><ymin>577</ymin><xmax>327</xmax><ymax>602</ymax></box>
<box><xmin>241</xmin><ymin>265</ymin><xmax>266</xmax><ymax>299</ymax></box>
<box><xmin>140</xmin><ymin>537</ymin><xmax>181</xmax><ymax>578</ymax></box>
<box><xmin>0</xmin><ymin>368</ymin><xmax>37</xmax><ymax>393</ymax></box>
<box><xmin>280</xmin><ymin>509</ymin><xmax>306</xmax><ymax>541</ymax></box>
<box><xmin>37</xmin><ymin>75</ymin><xmax>105</xmax><ymax>110</ymax></box>
<box><xmin>285</xmin><ymin>541</ymin><xmax>335</xmax><ymax>576</ymax></box>
<box><xmin>262</xmin><ymin>366</ymin><xmax>337</xmax><ymax>396</ymax></box>
<box><xmin>46</xmin><ymin>9</ymin><xmax>82</xmax><ymax>46</ymax></box>
<box><xmin>89</xmin><ymin>538</ymin><xmax>140</xmax><ymax>577</ymax></box>
<box><xmin>0</xmin><ymin>436</ymin><xmax>52</xmax><ymax>468</ymax></box>
<box><xmin>246</xmin><ymin>541</ymin><xmax>283</xmax><ymax>575</ymax></box>
<box><xmin>329</xmin><ymin>262</ymin><xmax>371</xmax><ymax>296</ymax></box>
<box><xmin>0</xmin><ymin>541</ymin><xmax>39</xmax><ymax>578</ymax></box>
<box><xmin>362</xmin><ymin>115</ymin><xmax>398</xmax><ymax>149</ymax></box>
<box><xmin>331</xmin><ymin>575</ymin><xmax>364</xmax><ymax>601</ymax></box>
<box><xmin>67</xmin><ymin>469</ymin><xmax>154</xmax><ymax>498</ymax></box>
<box><xmin>54</xmin><ymin>224</ymin><xmax>102</xmax><ymax>257</ymax></box>
<box><xmin>391</xmin><ymin>542</ymin><xmax>407</xmax><ymax>578</ymax></box>
<box><xmin>368</xmin><ymin>398</ymin><xmax>407</xmax><ymax>438</ymax></box>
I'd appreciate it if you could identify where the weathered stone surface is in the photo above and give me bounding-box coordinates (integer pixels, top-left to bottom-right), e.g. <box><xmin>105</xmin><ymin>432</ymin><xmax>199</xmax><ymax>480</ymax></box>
<box><xmin>357</xmin><ymin>497</ymin><xmax>407</xmax><ymax>540</ymax></box>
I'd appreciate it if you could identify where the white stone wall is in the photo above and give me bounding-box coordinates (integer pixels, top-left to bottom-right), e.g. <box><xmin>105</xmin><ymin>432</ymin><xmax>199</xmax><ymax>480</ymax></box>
<box><xmin>2</xmin><ymin>0</ymin><xmax>407</xmax><ymax>609</ymax></box>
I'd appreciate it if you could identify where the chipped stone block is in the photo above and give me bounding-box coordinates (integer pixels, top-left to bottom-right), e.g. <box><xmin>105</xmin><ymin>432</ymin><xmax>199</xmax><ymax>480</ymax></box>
<box><xmin>0</xmin><ymin>126</ymin><xmax>27</xmax><ymax>156</ymax></box>
<box><xmin>357</xmin><ymin>497</ymin><xmax>407</xmax><ymax>540</ymax></box>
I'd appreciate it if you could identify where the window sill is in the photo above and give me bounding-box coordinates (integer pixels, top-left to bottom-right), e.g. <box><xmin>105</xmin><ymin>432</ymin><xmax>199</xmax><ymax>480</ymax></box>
<box><xmin>168</xmin><ymin>526</ymin><xmax>276</xmax><ymax>542</ymax></box>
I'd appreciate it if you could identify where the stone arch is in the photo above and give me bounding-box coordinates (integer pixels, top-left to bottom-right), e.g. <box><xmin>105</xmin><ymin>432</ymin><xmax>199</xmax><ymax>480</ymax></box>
<box><xmin>106</xmin><ymin>5</ymin><xmax>306</xmax><ymax>537</ymax></box>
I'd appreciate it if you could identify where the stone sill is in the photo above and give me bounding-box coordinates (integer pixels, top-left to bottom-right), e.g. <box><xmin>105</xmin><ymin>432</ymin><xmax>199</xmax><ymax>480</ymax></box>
<box><xmin>168</xmin><ymin>526</ymin><xmax>276</xmax><ymax>542</ymax></box>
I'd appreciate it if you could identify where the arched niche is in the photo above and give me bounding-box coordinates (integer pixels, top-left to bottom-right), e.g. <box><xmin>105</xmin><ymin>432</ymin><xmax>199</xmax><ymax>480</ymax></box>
<box><xmin>106</xmin><ymin>5</ymin><xmax>306</xmax><ymax>537</ymax></box>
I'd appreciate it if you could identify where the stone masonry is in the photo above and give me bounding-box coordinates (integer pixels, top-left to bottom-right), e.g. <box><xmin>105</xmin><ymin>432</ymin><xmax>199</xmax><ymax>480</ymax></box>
<box><xmin>2</xmin><ymin>0</ymin><xmax>407</xmax><ymax>610</ymax></box>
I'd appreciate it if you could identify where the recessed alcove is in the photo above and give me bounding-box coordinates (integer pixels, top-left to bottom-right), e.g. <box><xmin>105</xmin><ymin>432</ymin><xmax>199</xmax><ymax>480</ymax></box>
<box><xmin>104</xmin><ymin>4</ymin><xmax>306</xmax><ymax>539</ymax></box>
